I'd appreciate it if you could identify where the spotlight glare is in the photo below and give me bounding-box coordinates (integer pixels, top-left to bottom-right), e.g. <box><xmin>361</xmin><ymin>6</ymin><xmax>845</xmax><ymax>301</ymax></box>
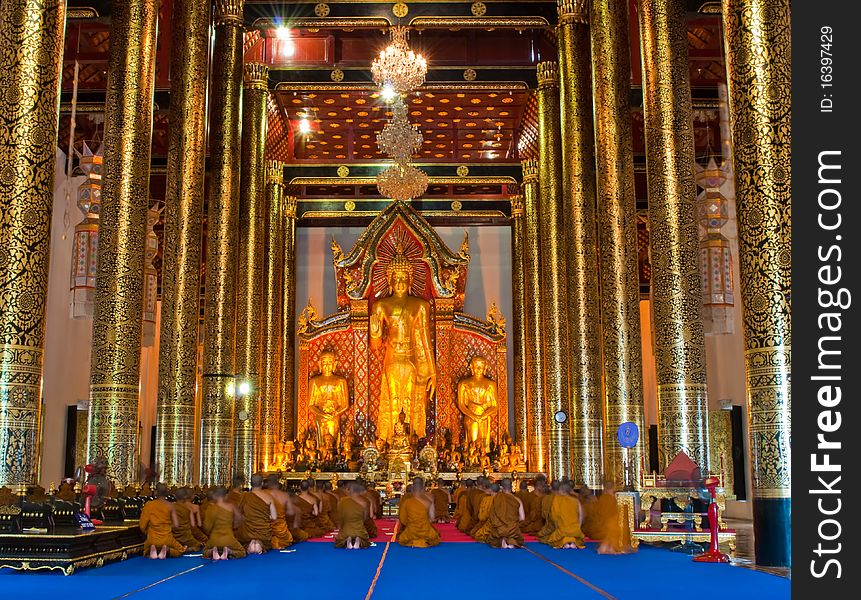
<box><xmin>276</xmin><ymin>26</ymin><xmax>291</xmax><ymax>40</ymax></box>
<box><xmin>381</xmin><ymin>85</ymin><xmax>396</xmax><ymax>101</ymax></box>
<box><xmin>238</xmin><ymin>381</ymin><xmax>251</xmax><ymax>396</ymax></box>
<box><xmin>298</xmin><ymin>118</ymin><xmax>311</xmax><ymax>134</ymax></box>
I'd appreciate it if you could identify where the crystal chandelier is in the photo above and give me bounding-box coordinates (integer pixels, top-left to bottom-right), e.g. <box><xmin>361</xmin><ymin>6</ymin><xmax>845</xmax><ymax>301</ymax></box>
<box><xmin>376</xmin><ymin>163</ymin><xmax>429</xmax><ymax>202</ymax></box>
<box><xmin>371</xmin><ymin>25</ymin><xmax>427</xmax><ymax>94</ymax></box>
<box><xmin>376</xmin><ymin>99</ymin><xmax>423</xmax><ymax>163</ymax></box>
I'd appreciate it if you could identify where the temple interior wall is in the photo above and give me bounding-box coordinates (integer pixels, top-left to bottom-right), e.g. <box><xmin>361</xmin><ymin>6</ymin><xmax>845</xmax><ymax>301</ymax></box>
<box><xmin>36</xmin><ymin>151</ymin><xmax>752</xmax><ymax>515</ymax></box>
<box><xmin>295</xmin><ymin>225</ymin><xmax>515</xmax><ymax>431</ymax></box>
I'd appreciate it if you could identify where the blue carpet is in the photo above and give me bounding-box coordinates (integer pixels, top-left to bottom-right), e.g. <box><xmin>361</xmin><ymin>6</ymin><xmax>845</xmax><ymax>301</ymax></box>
<box><xmin>524</xmin><ymin>543</ymin><xmax>791</xmax><ymax>600</ymax></box>
<box><xmin>0</xmin><ymin>542</ymin><xmax>789</xmax><ymax>599</ymax></box>
<box><xmin>372</xmin><ymin>542</ymin><xmax>609</xmax><ymax>599</ymax></box>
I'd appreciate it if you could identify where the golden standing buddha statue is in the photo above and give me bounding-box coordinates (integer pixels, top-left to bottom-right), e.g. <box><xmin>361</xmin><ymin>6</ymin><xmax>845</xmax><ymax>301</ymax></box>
<box><xmin>457</xmin><ymin>356</ymin><xmax>498</xmax><ymax>451</ymax></box>
<box><xmin>308</xmin><ymin>351</ymin><xmax>350</xmax><ymax>446</ymax></box>
<box><xmin>370</xmin><ymin>249</ymin><xmax>437</xmax><ymax>442</ymax></box>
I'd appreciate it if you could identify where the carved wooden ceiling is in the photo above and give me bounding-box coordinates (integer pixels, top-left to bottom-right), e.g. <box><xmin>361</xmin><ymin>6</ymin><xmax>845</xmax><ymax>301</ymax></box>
<box><xmin>58</xmin><ymin>1</ymin><xmax>728</xmax><ymax>187</ymax></box>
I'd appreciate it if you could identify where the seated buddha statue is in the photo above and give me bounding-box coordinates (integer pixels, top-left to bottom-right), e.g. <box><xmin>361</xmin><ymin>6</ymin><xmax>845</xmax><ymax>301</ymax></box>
<box><xmin>509</xmin><ymin>444</ymin><xmax>526</xmax><ymax>472</ymax></box>
<box><xmin>308</xmin><ymin>351</ymin><xmax>350</xmax><ymax>446</ymax></box>
<box><xmin>292</xmin><ymin>432</ymin><xmax>308</xmax><ymax>464</ymax></box>
<box><xmin>321</xmin><ymin>433</ymin><xmax>338</xmax><ymax>464</ymax></box>
<box><xmin>389</xmin><ymin>409</ymin><xmax>412</xmax><ymax>460</ymax></box>
<box><xmin>305</xmin><ymin>436</ymin><xmax>321</xmax><ymax>465</ymax></box>
<box><xmin>457</xmin><ymin>356</ymin><xmax>498</xmax><ymax>451</ymax></box>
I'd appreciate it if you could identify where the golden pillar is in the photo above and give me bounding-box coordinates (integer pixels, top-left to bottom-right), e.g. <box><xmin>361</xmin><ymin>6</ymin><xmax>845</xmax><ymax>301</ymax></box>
<box><xmin>156</xmin><ymin>0</ymin><xmax>211</xmax><ymax>486</ymax></box>
<box><xmin>520</xmin><ymin>159</ymin><xmax>547</xmax><ymax>473</ymax></box>
<box><xmin>509</xmin><ymin>195</ymin><xmax>528</xmax><ymax>448</ymax></box>
<box><xmin>259</xmin><ymin>161</ymin><xmax>285</xmax><ymax>469</ymax></box>
<box><xmin>536</xmin><ymin>62</ymin><xmax>572</xmax><ymax>480</ymax></box>
<box><xmin>279</xmin><ymin>195</ymin><xmax>299</xmax><ymax>441</ymax></box>
<box><xmin>0</xmin><ymin>0</ymin><xmax>65</xmax><ymax>487</ymax></box>
<box><xmin>234</xmin><ymin>62</ymin><xmax>269</xmax><ymax>479</ymax></box>
<box><xmin>639</xmin><ymin>0</ymin><xmax>710</xmax><ymax>472</ymax></box>
<box><xmin>557</xmin><ymin>0</ymin><xmax>603</xmax><ymax>488</ymax></box>
<box><xmin>200</xmin><ymin>0</ymin><xmax>244</xmax><ymax>486</ymax></box>
<box><xmin>723</xmin><ymin>0</ymin><xmax>791</xmax><ymax>567</ymax></box>
<box><xmin>87</xmin><ymin>0</ymin><xmax>159</xmax><ymax>486</ymax></box>
<box><xmin>591</xmin><ymin>0</ymin><xmax>645</xmax><ymax>487</ymax></box>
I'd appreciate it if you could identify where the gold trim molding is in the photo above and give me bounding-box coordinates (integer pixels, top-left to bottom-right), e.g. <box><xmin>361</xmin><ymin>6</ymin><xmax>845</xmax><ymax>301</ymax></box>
<box><xmin>289</xmin><ymin>175</ymin><xmax>517</xmax><ymax>185</ymax></box>
<box><xmin>409</xmin><ymin>17</ymin><xmax>550</xmax><ymax>30</ymax></box>
<box><xmin>252</xmin><ymin>17</ymin><xmax>391</xmax><ymax>29</ymax></box>
<box><xmin>67</xmin><ymin>7</ymin><xmax>99</xmax><ymax>19</ymax></box>
<box><xmin>275</xmin><ymin>81</ymin><xmax>529</xmax><ymax>93</ymax></box>
<box><xmin>300</xmin><ymin>209</ymin><xmax>507</xmax><ymax>219</ymax></box>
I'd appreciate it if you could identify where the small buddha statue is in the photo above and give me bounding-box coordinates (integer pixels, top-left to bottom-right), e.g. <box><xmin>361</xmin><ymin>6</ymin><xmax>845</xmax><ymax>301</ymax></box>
<box><xmin>305</xmin><ymin>436</ymin><xmax>321</xmax><ymax>464</ymax></box>
<box><xmin>509</xmin><ymin>444</ymin><xmax>526</xmax><ymax>472</ymax></box>
<box><xmin>292</xmin><ymin>432</ymin><xmax>307</xmax><ymax>463</ymax></box>
<box><xmin>456</xmin><ymin>356</ymin><xmax>498</xmax><ymax>451</ymax></box>
<box><xmin>389</xmin><ymin>409</ymin><xmax>411</xmax><ymax>458</ymax></box>
<box><xmin>308</xmin><ymin>350</ymin><xmax>350</xmax><ymax>446</ymax></box>
<box><xmin>322</xmin><ymin>432</ymin><xmax>338</xmax><ymax>463</ymax></box>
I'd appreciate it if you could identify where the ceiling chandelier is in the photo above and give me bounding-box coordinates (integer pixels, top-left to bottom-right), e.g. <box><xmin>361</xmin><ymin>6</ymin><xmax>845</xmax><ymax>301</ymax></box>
<box><xmin>376</xmin><ymin>162</ymin><xmax>429</xmax><ymax>202</ymax></box>
<box><xmin>371</xmin><ymin>26</ymin><xmax>429</xmax><ymax>201</ymax></box>
<box><xmin>376</xmin><ymin>99</ymin><xmax>423</xmax><ymax>162</ymax></box>
<box><xmin>371</xmin><ymin>25</ymin><xmax>427</xmax><ymax>94</ymax></box>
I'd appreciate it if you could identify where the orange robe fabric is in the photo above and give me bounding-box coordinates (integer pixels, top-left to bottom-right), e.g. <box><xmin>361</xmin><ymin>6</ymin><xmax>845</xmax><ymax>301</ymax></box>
<box><xmin>334</xmin><ymin>497</ymin><xmax>370</xmax><ymax>549</ymax></box>
<box><xmin>397</xmin><ymin>496</ymin><xmax>440</xmax><ymax>548</ymax></box>
<box><xmin>516</xmin><ymin>490</ymin><xmax>543</xmax><ymax>534</ymax></box>
<box><xmin>487</xmin><ymin>492</ymin><xmax>524</xmax><ymax>548</ymax></box>
<box><xmin>295</xmin><ymin>496</ymin><xmax>327</xmax><ymax>538</ymax></box>
<box><xmin>431</xmin><ymin>489</ymin><xmax>450</xmax><ymax>521</ymax></box>
<box><xmin>236</xmin><ymin>492</ymin><xmax>274</xmax><ymax>550</ymax></box>
<box><xmin>270</xmin><ymin>500</ymin><xmax>294</xmax><ymax>549</ymax></box>
<box><xmin>203</xmin><ymin>504</ymin><xmax>246</xmax><ymax>558</ymax></box>
<box><xmin>541</xmin><ymin>495</ymin><xmax>585</xmax><ymax>549</ymax></box>
<box><xmin>536</xmin><ymin>493</ymin><xmax>556</xmax><ymax>538</ymax></box>
<box><xmin>470</xmin><ymin>494</ymin><xmax>494</xmax><ymax>542</ymax></box>
<box><xmin>140</xmin><ymin>499</ymin><xmax>185</xmax><ymax>557</ymax></box>
<box><xmin>172</xmin><ymin>502</ymin><xmax>204</xmax><ymax>551</ymax></box>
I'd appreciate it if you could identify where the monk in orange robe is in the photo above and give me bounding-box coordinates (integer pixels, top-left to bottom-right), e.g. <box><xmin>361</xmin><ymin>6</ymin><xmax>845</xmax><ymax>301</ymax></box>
<box><xmin>202</xmin><ymin>486</ymin><xmax>246</xmax><ymax>560</ymax></box>
<box><xmin>430</xmin><ymin>482</ymin><xmax>451</xmax><ymax>523</ymax></box>
<box><xmin>172</xmin><ymin>487</ymin><xmax>204</xmax><ymax>551</ymax></box>
<box><xmin>541</xmin><ymin>482</ymin><xmax>586</xmax><ymax>549</ymax></box>
<box><xmin>264</xmin><ymin>475</ymin><xmax>295</xmax><ymax>549</ymax></box>
<box><xmin>235</xmin><ymin>474</ymin><xmax>277</xmax><ymax>554</ymax></box>
<box><xmin>295</xmin><ymin>480</ymin><xmax>327</xmax><ymax>538</ymax></box>
<box><xmin>594</xmin><ymin>481</ymin><xmax>634</xmax><ymax>554</ymax></box>
<box><xmin>334</xmin><ymin>483</ymin><xmax>371</xmax><ymax>549</ymax></box>
<box><xmin>487</xmin><ymin>478</ymin><xmax>525</xmax><ymax>548</ymax></box>
<box><xmin>398</xmin><ymin>478</ymin><xmax>440</xmax><ymax>548</ymax></box>
<box><xmin>140</xmin><ymin>484</ymin><xmax>186</xmax><ymax>558</ymax></box>
<box><xmin>356</xmin><ymin>482</ymin><xmax>379</xmax><ymax>538</ymax></box>
<box><xmin>471</xmin><ymin>483</ymin><xmax>496</xmax><ymax>542</ymax></box>
<box><xmin>454</xmin><ymin>480</ymin><xmax>476</xmax><ymax>532</ymax></box>
<box><xmin>227</xmin><ymin>474</ymin><xmax>246</xmax><ymax>505</ymax></box>
<box><xmin>536</xmin><ymin>480</ymin><xmax>560</xmax><ymax>539</ymax></box>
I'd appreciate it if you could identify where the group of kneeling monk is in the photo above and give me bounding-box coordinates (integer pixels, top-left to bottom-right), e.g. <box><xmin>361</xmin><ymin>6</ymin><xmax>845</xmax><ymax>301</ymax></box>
<box><xmin>453</xmin><ymin>475</ymin><xmax>631</xmax><ymax>553</ymax></box>
<box><xmin>138</xmin><ymin>473</ymin><xmax>630</xmax><ymax>559</ymax></box>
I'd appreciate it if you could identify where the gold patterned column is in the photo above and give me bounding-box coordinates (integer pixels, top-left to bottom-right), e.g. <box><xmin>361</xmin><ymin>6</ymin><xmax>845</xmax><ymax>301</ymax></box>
<box><xmin>200</xmin><ymin>0</ymin><xmax>244</xmax><ymax>486</ymax></box>
<box><xmin>233</xmin><ymin>62</ymin><xmax>269</xmax><ymax>479</ymax></box>
<box><xmin>557</xmin><ymin>0</ymin><xmax>603</xmax><ymax>489</ymax></box>
<box><xmin>0</xmin><ymin>0</ymin><xmax>65</xmax><ymax>487</ymax></box>
<box><xmin>723</xmin><ymin>0</ymin><xmax>791</xmax><ymax>567</ymax></box>
<box><xmin>279</xmin><ymin>195</ymin><xmax>299</xmax><ymax>441</ymax></box>
<box><xmin>87</xmin><ymin>0</ymin><xmax>159</xmax><ymax>486</ymax></box>
<box><xmin>639</xmin><ymin>0</ymin><xmax>710</xmax><ymax>472</ymax></box>
<box><xmin>520</xmin><ymin>159</ymin><xmax>547</xmax><ymax>473</ymax></box>
<box><xmin>536</xmin><ymin>62</ymin><xmax>572</xmax><ymax>480</ymax></box>
<box><xmin>509</xmin><ymin>195</ymin><xmax>528</xmax><ymax>448</ymax></box>
<box><xmin>591</xmin><ymin>0</ymin><xmax>645</xmax><ymax>487</ymax></box>
<box><xmin>155</xmin><ymin>0</ymin><xmax>211</xmax><ymax>486</ymax></box>
<box><xmin>259</xmin><ymin>161</ymin><xmax>285</xmax><ymax>469</ymax></box>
